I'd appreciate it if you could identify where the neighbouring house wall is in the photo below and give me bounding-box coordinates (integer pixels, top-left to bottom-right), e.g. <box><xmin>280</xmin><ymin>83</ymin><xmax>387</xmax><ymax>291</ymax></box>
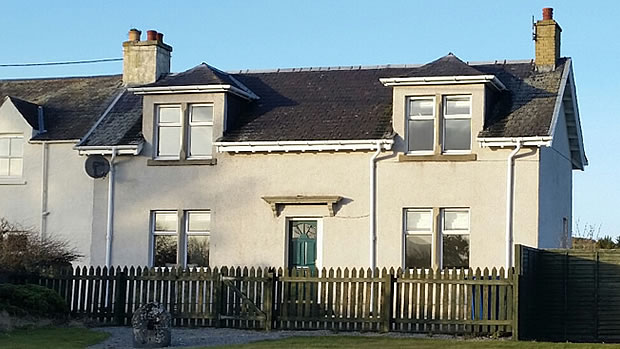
<box><xmin>0</xmin><ymin>102</ymin><xmax>94</xmax><ymax>265</ymax></box>
<box><xmin>538</xmin><ymin>103</ymin><xmax>573</xmax><ymax>248</ymax></box>
<box><xmin>91</xmin><ymin>86</ymin><xmax>543</xmax><ymax>269</ymax></box>
<box><xmin>0</xmin><ymin>101</ymin><xmax>41</xmax><ymax>228</ymax></box>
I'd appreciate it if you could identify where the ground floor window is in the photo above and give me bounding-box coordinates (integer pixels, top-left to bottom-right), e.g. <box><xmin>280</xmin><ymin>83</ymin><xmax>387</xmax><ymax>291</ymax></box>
<box><xmin>404</xmin><ymin>207</ymin><xmax>470</xmax><ymax>269</ymax></box>
<box><xmin>441</xmin><ymin>208</ymin><xmax>470</xmax><ymax>269</ymax></box>
<box><xmin>151</xmin><ymin>210</ymin><xmax>211</xmax><ymax>267</ymax></box>
<box><xmin>404</xmin><ymin>209</ymin><xmax>433</xmax><ymax>269</ymax></box>
<box><xmin>152</xmin><ymin>211</ymin><xmax>178</xmax><ymax>267</ymax></box>
<box><xmin>185</xmin><ymin>211</ymin><xmax>210</xmax><ymax>267</ymax></box>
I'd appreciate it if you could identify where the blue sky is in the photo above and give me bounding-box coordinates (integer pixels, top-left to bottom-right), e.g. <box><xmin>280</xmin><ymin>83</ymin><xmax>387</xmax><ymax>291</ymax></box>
<box><xmin>1</xmin><ymin>1</ymin><xmax>618</xmax><ymax>237</ymax></box>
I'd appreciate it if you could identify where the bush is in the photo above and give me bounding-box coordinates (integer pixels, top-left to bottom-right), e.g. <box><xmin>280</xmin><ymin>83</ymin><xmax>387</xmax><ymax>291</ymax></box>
<box><xmin>0</xmin><ymin>218</ymin><xmax>82</xmax><ymax>273</ymax></box>
<box><xmin>0</xmin><ymin>284</ymin><xmax>68</xmax><ymax>318</ymax></box>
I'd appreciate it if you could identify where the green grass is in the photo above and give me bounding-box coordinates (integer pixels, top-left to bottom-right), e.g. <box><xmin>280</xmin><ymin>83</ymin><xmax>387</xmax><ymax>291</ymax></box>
<box><xmin>208</xmin><ymin>336</ymin><xmax>620</xmax><ymax>349</ymax></box>
<box><xmin>0</xmin><ymin>327</ymin><xmax>109</xmax><ymax>349</ymax></box>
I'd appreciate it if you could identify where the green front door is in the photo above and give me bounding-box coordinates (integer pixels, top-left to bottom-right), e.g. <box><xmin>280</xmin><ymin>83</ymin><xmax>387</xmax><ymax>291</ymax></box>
<box><xmin>288</xmin><ymin>220</ymin><xmax>317</xmax><ymax>269</ymax></box>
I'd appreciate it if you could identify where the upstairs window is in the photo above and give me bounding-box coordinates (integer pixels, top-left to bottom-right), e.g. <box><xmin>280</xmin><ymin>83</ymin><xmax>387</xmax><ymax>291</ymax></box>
<box><xmin>0</xmin><ymin>135</ymin><xmax>24</xmax><ymax>178</ymax></box>
<box><xmin>155</xmin><ymin>104</ymin><xmax>214</xmax><ymax>160</ymax></box>
<box><xmin>406</xmin><ymin>95</ymin><xmax>472</xmax><ymax>154</ymax></box>
<box><xmin>188</xmin><ymin>105</ymin><xmax>213</xmax><ymax>158</ymax></box>
<box><xmin>407</xmin><ymin>97</ymin><xmax>435</xmax><ymax>153</ymax></box>
<box><xmin>443</xmin><ymin>96</ymin><xmax>471</xmax><ymax>153</ymax></box>
<box><xmin>156</xmin><ymin>106</ymin><xmax>182</xmax><ymax>159</ymax></box>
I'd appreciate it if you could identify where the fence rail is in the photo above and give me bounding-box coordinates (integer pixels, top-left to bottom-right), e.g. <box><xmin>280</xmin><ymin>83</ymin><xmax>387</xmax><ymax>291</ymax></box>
<box><xmin>2</xmin><ymin>265</ymin><xmax>516</xmax><ymax>336</ymax></box>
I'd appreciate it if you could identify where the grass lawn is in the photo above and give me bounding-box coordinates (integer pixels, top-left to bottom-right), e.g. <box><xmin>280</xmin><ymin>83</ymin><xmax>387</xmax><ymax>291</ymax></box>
<box><xmin>0</xmin><ymin>327</ymin><xmax>109</xmax><ymax>349</ymax></box>
<box><xmin>209</xmin><ymin>336</ymin><xmax>620</xmax><ymax>349</ymax></box>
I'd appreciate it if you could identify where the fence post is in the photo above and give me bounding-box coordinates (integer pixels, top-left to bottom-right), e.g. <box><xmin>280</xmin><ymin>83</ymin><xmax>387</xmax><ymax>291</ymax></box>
<box><xmin>380</xmin><ymin>269</ymin><xmax>394</xmax><ymax>333</ymax></box>
<box><xmin>113</xmin><ymin>269</ymin><xmax>128</xmax><ymax>325</ymax></box>
<box><xmin>263</xmin><ymin>270</ymin><xmax>275</xmax><ymax>331</ymax></box>
<box><xmin>215</xmin><ymin>267</ymin><xmax>227</xmax><ymax>328</ymax></box>
<box><xmin>512</xmin><ymin>244</ymin><xmax>522</xmax><ymax>340</ymax></box>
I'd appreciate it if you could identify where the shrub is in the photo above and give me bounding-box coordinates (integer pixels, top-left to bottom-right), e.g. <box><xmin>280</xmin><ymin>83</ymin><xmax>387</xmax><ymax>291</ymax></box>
<box><xmin>0</xmin><ymin>218</ymin><xmax>82</xmax><ymax>273</ymax></box>
<box><xmin>0</xmin><ymin>284</ymin><xmax>68</xmax><ymax>318</ymax></box>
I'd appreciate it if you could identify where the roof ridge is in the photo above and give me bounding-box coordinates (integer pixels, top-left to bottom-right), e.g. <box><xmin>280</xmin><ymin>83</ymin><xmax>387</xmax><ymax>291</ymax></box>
<box><xmin>226</xmin><ymin>60</ymin><xmax>541</xmax><ymax>75</ymax></box>
<box><xmin>0</xmin><ymin>74</ymin><xmax>122</xmax><ymax>83</ymax></box>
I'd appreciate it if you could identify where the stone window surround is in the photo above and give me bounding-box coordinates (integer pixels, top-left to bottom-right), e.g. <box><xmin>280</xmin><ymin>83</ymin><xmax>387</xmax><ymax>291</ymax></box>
<box><xmin>150</xmin><ymin>209</ymin><xmax>211</xmax><ymax>267</ymax></box>
<box><xmin>149</xmin><ymin>102</ymin><xmax>216</xmax><ymax>166</ymax></box>
<box><xmin>403</xmin><ymin>207</ymin><xmax>470</xmax><ymax>270</ymax></box>
<box><xmin>402</xmin><ymin>93</ymin><xmax>474</xmax><ymax>161</ymax></box>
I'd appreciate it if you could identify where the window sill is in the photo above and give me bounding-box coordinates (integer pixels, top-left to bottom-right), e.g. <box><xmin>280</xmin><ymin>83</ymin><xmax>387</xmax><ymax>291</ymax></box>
<box><xmin>147</xmin><ymin>158</ymin><xmax>217</xmax><ymax>166</ymax></box>
<box><xmin>0</xmin><ymin>179</ymin><xmax>27</xmax><ymax>185</ymax></box>
<box><xmin>398</xmin><ymin>153</ymin><xmax>477</xmax><ymax>162</ymax></box>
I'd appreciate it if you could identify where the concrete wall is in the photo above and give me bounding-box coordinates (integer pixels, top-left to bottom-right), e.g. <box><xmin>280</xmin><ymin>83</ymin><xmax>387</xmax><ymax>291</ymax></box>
<box><xmin>98</xmin><ymin>85</ymin><xmax>544</xmax><ymax>269</ymax></box>
<box><xmin>0</xmin><ymin>100</ymin><xmax>94</xmax><ymax>265</ymax></box>
<box><xmin>538</xmin><ymin>103</ymin><xmax>573</xmax><ymax>248</ymax></box>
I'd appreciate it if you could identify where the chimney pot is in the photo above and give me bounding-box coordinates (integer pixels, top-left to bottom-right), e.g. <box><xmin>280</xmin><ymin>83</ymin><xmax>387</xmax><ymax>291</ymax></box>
<box><xmin>542</xmin><ymin>7</ymin><xmax>553</xmax><ymax>20</ymax></box>
<box><xmin>157</xmin><ymin>32</ymin><xmax>164</xmax><ymax>43</ymax></box>
<box><xmin>128</xmin><ymin>28</ymin><xmax>141</xmax><ymax>41</ymax></box>
<box><xmin>146</xmin><ymin>30</ymin><xmax>158</xmax><ymax>41</ymax></box>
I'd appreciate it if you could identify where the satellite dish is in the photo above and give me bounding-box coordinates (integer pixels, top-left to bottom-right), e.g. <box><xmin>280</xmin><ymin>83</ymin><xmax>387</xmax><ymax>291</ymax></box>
<box><xmin>85</xmin><ymin>155</ymin><xmax>110</xmax><ymax>179</ymax></box>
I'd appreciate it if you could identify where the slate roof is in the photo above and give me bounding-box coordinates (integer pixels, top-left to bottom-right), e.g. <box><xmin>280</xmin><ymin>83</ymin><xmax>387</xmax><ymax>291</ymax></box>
<box><xmin>142</xmin><ymin>63</ymin><xmax>245</xmax><ymax>89</ymax></box>
<box><xmin>219</xmin><ymin>56</ymin><xmax>567</xmax><ymax>141</ymax></box>
<box><xmin>77</xmin><ymin>90</ymin><xmax>143</xmax><ymax>147</ymax></box>
<box><xmin>477</xmin><ymin>58</ymin><xmax>567</xmax><ymax>137</ymax></box>
<box><xmin>0</xmin><ymin>75</ymin><xmax>122</xmax><ymax>141</ymax></box>
<box><xmin>396</xmin><ymin>53</ymin><xmax>486</xmax><ymax>78</ymax></box>
<box><xmin>1</xmin><ymin>54</ymin><xmax>569</xmax><ymax>146</ymax></box>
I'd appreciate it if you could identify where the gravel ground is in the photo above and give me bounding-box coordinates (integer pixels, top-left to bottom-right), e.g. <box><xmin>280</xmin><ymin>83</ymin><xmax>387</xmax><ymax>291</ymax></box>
<box><xmin>88</xmin><ymin>327</ymin><xmax>450</xmax><ymax>348</ymax></box>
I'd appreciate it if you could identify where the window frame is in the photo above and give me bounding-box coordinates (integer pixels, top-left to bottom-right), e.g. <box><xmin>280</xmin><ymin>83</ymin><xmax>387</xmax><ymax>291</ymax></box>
<box><xmin>0</xmin><ymin>134</ymin><xmax>24</xmax><ymax>179</ymax></box>
<box><xmin>403</xmin><ymin>208</ymin><xmax>435</xmax><ymax>269</ymax></box>
<box><xmin>439</xmin><ymin>208</ymin><xmax>471</xmax><ymax>269</ymax></box>
<box><xmin>154</xmin><ymin>105</ymin><xmax>183</xmax><ymax>160</ymax></box>
<box><xmin>184</xmin><ymin>210</ymin><xmax>211</xmax><ymax>267</ymax></box>
<box><xmin>406</xmin><ymin>96</ymin><xmax>436</xmax><ymax>155</ymax></box>
<box><xmin>187</xmin><ymin>104</ymin><xmax>214</xmax><ymax>160</ymax></box>
<box><xmin>441</xmin><ymin>95</ymin><xmax>472</xmax><ymax>154</ymax></box>
<box><xmin>153</xmin><ymin>103</ymin><xmax>215</xmax><ymax>162</ymax></box>
<box><xmin>150</xmin><ymin>210</ymin><xmax>179</xmax><ymax>267</ymax></box>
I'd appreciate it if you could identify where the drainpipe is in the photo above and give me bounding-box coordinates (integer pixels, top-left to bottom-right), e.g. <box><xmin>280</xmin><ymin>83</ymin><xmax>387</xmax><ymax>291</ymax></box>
<box><xmin>369</xmin><ymin>142</ymin><xmax>382</xmax><ymax>273</ymax></box>
<box><xmin>105</xmin><ymin>147</ymin><xmax>118</xmax><ymax>268</ymax></box>
<box><xmin>40</xmin><ymin>142</ymin><xmax>49</xmax><ymax>238</ymax></box>
<box><xmin>505</xmin><ymin>140</ymin><xmax>522</xmax><ymax>269</ymax></box>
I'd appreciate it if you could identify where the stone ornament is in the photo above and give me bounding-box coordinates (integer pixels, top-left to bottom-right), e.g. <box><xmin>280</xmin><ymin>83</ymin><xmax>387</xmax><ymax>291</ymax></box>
<box><xmin>132</xmin><ymin>302</ymin><xmax>171</xmax><ymax>348</ymax></box>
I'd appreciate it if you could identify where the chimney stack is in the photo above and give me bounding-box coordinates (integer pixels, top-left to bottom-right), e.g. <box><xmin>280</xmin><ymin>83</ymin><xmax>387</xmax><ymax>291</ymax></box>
<box><xmin>122</xmin><ymin>28</ymin><xmax>172</xmax><ymax>86</ymax></box>
<box><xmin>534</xmin><ymin>7</ymin><xmax>562</xmax><ymax>71</ymax></box>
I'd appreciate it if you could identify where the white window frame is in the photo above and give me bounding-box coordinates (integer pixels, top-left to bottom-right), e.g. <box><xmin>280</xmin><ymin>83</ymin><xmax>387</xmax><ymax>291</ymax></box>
<box><xmin>154</xmin><ymin>105</ymin><xmax>183</xmax><ymax>160</ymax></box>
<box><xmin>0</xmin><ymin>134</ymin><xmax>24</xmax><ymax>179</ymax></box>
<box><xmin>439</xmin><ymin>208</ymin><xmax>470</xmax><ymax>269</ymax></box>
<box><xmin>150</xmin><ymin>210</ymin><xmax>179</xmax><ymax>267</ymax></box>
<box><xmin>403</xmin><ymin>208</ymin><xmax>434</xmax><ymax>269</ymax></box>
<box><xmin>187</xmin><ymin>104</ymin><xmax>214</xmax><ymax>159</ymax></box>
<box><xmin>442</xmin><ymin>95</ymin><xmax>472</xmax><ymax>154</ymax></box>
<box><xmin>184</xmin><ymin>210</ymin><xmax>211</xmax><ymax>267</ymax></box>
<box><xmin>406</xmin><ymin>96</ymin><xmax>436</xmax><ymax>155</ymax></box>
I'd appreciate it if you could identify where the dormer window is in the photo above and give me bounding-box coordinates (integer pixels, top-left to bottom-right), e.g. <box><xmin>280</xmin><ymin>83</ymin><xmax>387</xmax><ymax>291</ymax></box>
<box><xmin>443</xmin><ymin>96</ymin><xmax>471</xmax><ymax>153</ymax></box>
<box><xmin>406</xmin><ymin>95</ymin><xmax>471</xmax><ymax>155</ymax></box>
<box><xmin>156</xmin><ymin>106</ymin><xmax>182</xmax><ymax>158</ymax></box>
<box><xmin>154</xmin><ymin>104</ymin><xmax>214</xmax><ymax>161</ymax></box>
<box><xmin>407</xmin><ymin>97</ymin><xmax>435</xmax><ymax>153</ymax></box>
<box><xmin>188</xmin><ymin>105</ymin><xmax>213</xmax><ymax>159</ymax></box>
<box><xmin>0</xmin><ymin>134</ymin><xmax>24</xmax><ymax>179</ymax></box>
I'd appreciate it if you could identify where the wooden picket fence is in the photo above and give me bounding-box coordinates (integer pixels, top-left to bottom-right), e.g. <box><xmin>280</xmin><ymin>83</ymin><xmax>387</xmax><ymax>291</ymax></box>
<box><xmin>2</xmin><ymin>265</ymin><xmax>516</xmax><ymax>336</ymax></box>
